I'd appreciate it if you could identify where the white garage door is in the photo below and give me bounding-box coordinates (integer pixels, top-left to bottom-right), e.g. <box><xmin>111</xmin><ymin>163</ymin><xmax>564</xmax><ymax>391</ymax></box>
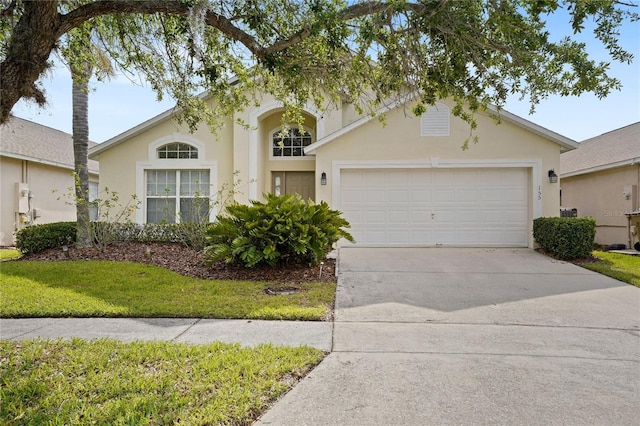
<box><xmin>340</xmin><ymin>168</ymin><xmax>529</xmax><ymax>247</ymax></box>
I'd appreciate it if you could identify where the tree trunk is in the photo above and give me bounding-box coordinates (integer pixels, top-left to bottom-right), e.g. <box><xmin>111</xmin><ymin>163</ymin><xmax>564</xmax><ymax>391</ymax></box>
<box><xmin>72</xmin><ymin>64</ymin><xmax>93</xmax><ymax>248</ymax></box>
<box><xmin>0</xmin><ymin>2</ymin><xmax>59</xmax><ymax>124</ymax></box>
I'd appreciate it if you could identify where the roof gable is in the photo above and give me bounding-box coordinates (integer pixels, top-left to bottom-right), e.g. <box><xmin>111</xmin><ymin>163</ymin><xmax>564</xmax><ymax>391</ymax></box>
<box><xmin>305</xmin><ymin>102</ymin><xmax>578</xmax><ymax>155</ymax></box>
<box><xmin>560</xmin><ymin>122</ymin><xmax>640</xmax><ymax>177</ymax></box>
<box><xmin>0</xmin><ymin>117</ymin><xmax>99</xmax><ymax>174</ymax></box>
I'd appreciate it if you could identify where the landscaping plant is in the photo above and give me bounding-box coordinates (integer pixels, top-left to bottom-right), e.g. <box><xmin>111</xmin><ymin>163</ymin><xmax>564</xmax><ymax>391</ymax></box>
<box><xmin>533</xmin><ymin>217</ymin><xmax>596</xmax><ymax>260</ymax></box>
<box><xmin>204</xmin><ymin>194</ymin><xmax>354</xmax><ymax>268</ymax></box>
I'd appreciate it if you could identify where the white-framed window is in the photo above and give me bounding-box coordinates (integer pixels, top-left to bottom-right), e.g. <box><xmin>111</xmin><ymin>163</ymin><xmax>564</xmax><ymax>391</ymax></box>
<box><xmin>420</xmin><ymin>103</ymin><xmax>450</xmax><ymax>137</ymax></box>
<box><xmin>145</xmin><ymin>169</ymin><xmax>210</xmax><ymax>223</ymax></box>
<box><xmin>89</xmin><ymin>182</ymin><xmax>99</xmax><ymax>221</ymax></box>
<box><xmin>137</xmin><ymin>134</ymin><xmax>216</xmax><ymax>225</ymax></box>
<box><xmin>270</xmin><ymin>126</ymin><xmax>314</xmax><ymax>159</ymax></box>
<box><xmin>157</xmin><ymin>143</ymin><xmax>198</xmax><ymax>159</ymax></box>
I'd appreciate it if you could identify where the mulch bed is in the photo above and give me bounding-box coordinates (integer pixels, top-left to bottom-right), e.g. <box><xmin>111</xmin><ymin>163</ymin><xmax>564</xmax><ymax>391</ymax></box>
<box><xmin>19</xmin><ymin>242</ymin><xmax>336</xmax><ymax>284</ymax></box>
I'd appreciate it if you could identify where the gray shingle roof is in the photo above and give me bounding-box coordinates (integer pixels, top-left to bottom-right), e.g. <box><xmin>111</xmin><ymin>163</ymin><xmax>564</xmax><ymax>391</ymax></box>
<box><xmin>560</xmin><ymin>122</ymin><xmax>640</xmax><ymax>176</ymax></box>
<box><xmin>0</xmin><ymin>117</ymin><xmax>99</xmax><ymax>174</ymax></box>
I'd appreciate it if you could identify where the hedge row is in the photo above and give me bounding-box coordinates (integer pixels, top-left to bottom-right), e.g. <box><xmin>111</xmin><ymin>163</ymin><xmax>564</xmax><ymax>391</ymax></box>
<box><xmin>533</xmin><ymin>217</ymin><xmax>596</xmax><ymax>260</ymax></box>
<box><xmin>15</xmin><ymin>222</ymin><xmax>210</xmax><ymax>254</ymax></box>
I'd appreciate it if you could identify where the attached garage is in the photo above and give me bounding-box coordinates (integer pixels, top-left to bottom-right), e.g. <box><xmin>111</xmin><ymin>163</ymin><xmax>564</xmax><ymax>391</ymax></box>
<box><xmin>338</xmin><ymin>167</ymin><xmax>530</xmax><ymax>247</ymax></box>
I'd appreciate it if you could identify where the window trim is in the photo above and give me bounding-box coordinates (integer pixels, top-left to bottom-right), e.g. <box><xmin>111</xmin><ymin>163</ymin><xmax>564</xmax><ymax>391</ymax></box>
<box><xmin>157</xmin><ymin>142</ymin><xmax>198</xmax><ymax>159</ymax></box>
<box><xmin>145</xmin><ymin>169</ymin><xmax>212</xmax><ymax>223</ymax></box>
<box><xmin>268</xmin><ymin>125</ymin><xmax>315</xmax><ymax>161</ymax></box>
<box><xmin>137</xmin><ymin>133</ymin><xmax>216</xmax><ymax>224</ymax></box>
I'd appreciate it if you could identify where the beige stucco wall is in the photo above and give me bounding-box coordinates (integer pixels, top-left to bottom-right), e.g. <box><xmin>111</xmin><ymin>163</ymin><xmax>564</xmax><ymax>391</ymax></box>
<box><xmin>94</xmin><ymin>95</ymin><xmax>565</xmax><ymax>247</ymax></box>
<box><xmin>231</xmin><ymin>93</ymin><xmax>344</xmax><ymax>203</ymax></box>
<box><xmin>312</xmin><ymin>103</ymin><xmax>563</xmax><ymax>247</ymax></box>
<box><xmin>0</xmin><ymin>156</ymin><xmax>98</xmax><ymax>246</ymax></box>
<box><xmin>561</xmin><ymin>165</ymin><xmax>640</xmax><ymax>247</ymax></box>
<box><xmin>95</xmin><ymin>113</ymin><xmax>235</xmax><ymax>222</ymax></box>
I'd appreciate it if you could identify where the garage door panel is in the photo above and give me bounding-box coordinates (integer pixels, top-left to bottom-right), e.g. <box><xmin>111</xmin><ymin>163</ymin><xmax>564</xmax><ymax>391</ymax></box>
<box><xmin>411</xmin><ymin>191</ymin><xmax>432</xmax><ymax>202</ymax></box>
<box><xmin>434</xmin><ymin>190</ymin><xmax>456</xmax><ymax>202</ymax></box>
<box><xmin>388</xmin><ymin>190</ymin><xmax>410</xmax><ymax>202</ymax></box>
<box><xmin>388</xmin><ymin>210</ymin><xmax>410</xmax><ymax>222</ymax></box>
<box><xmin>366</xmin><ymin>190</ymin><xmax>386</xmax><ymax>203</ymax></box>
<box><xmin>340</xmin><ymin>168</ymin><xmax>529</xmax><ymax>247</ymax></box>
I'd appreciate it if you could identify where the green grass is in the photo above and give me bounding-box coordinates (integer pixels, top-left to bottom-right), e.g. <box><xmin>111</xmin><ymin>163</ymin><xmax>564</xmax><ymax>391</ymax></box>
<box><xmin>0</xmin><ymin>338</ymin><xmax>324</xmax><ymax>425</ymax></box>
<box><xmin>0</xmin><ymin>261</ymin><xmax>335</xmax><ymax>320</ymax></box>
<box><xmin>582</xmin><ymin>251</ymin><xmax>640</xmax><ymax>287</ymax></box>
<box><xmin>0</xmin><ymin>249</ymin><xmax>21</xmax><ymax>260</ymax></box>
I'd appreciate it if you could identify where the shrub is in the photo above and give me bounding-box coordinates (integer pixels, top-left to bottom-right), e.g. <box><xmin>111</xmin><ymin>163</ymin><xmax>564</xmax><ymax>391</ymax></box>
<box><xmin>533</xmin><ymin>217</ymin><xmax>596</xmax><ymax>260</ymax></box>
<box><xmin>203</xmin><ymin>194</ymin><xmax>354</xmax><ymax>268</ymax></box>
<box><xmin>15</xmin><ymin>222</ymin><xmax>77</xmax><ymax>254</ymax></box>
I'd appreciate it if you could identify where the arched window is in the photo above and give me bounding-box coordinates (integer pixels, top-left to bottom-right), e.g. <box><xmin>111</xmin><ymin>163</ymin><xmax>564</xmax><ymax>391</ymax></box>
<box><xmin>271</xmin><ymin>127</ymin><xmax>313</xmax><ymax>158</ymax></box>
<box><xmin>157</xmin><ymin>143</ymin><xmax>198</xmax><ymax>159</ymax></box>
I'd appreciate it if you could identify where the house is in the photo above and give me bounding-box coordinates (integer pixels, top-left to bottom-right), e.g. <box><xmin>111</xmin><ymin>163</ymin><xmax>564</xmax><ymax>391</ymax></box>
<box><xmin>0</xmin><ymin>117</ymin><xmax>99</xmax><ymax>246</ymax></box>
<box><xmin>560</xmin><ymin>122</ymin><xmax>640</xmax><ymax>248</ymax></box>
<box><xmin>89</xmin><ymin>94</ymin><xmax>577</xmax><ymax>248</ymax></box>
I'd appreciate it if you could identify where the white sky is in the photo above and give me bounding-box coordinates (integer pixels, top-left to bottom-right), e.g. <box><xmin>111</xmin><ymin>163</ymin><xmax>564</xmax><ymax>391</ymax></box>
<box><xmin>10</xmin><ymin>9</ymin><xmax>640</xmax><ymax>144</ymax></box>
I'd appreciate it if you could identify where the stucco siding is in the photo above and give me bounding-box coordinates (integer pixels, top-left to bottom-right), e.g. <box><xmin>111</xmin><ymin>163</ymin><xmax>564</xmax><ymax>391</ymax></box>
<box><xmin>314</xmin><ymin>104</ymin><xmax>561</xmax><ymax>214</ymax></box>
<box><xmin>561</xmin><ymin>165</ymin><xmax>640</xmax><ymax>247</ymax></box>
<box><xmin>95</xmin><ymin>114</ymin><xmax>235</xmax><ymax>222</ymax></box>
<box><xmin>0</xmin><ymin>156</ymin><xmax>98</xmax><ymax>246</ymax></box>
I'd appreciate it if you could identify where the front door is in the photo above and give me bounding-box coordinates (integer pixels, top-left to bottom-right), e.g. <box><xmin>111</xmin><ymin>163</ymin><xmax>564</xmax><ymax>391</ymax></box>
<box><xmin>272</xmin><ymin>171</ymin><xmax>315</xmax><ymax>201</ymax></box>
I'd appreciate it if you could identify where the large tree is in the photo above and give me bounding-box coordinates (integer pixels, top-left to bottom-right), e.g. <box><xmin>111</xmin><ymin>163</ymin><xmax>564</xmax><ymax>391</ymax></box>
<box><xmin>1</xmin><ymin>0</ymin><xmax>637</xmax><ymax>134</ymax></box>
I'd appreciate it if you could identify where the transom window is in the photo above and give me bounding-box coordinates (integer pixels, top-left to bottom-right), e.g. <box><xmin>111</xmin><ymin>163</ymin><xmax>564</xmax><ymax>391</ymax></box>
<box><xmin>272</xmin><ymin>127</ymin><xmax>313</xmax><ymax>158</ymax></box>
<box><xmin>145</xmin><ymin>170</ymin><xmax>210</xmax><ymax>223</ymax></box>
<box><xmin>157</xmin><ymin>143</ymin><xmax>198</xmax><ymax>159</ymax></box>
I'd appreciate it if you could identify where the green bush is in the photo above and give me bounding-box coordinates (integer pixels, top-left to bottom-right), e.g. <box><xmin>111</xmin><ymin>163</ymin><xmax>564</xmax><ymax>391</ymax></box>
<box><xmin>15</xmin><ymin>222</ymin><xmax>77</xmax><ymax>254</ymax></box>
<box><xmin>533</xmin><ymin>217</ymin><xmax>596</xmax><ymax>260</ymax></box>
<box><xmin>15</xmin><ymin>221</ymin><xmax>210</xmax><ymax>255</ymax></box>
<box><xmin>92</xmin><ymin>222</ymin><xmax>210</xmax><ymax>250</ymax></box>
<box><xmin>203</xmin><ymin>194</ymin><xmax>354</xmax><ymax>268</ymax></box>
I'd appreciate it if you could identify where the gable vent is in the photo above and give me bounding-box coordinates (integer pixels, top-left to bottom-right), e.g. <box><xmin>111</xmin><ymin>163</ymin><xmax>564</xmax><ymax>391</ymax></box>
<box><xmin>420</xmin><ymin>103</ymin><xmax>450</xmax><ymax>137</ymax></box>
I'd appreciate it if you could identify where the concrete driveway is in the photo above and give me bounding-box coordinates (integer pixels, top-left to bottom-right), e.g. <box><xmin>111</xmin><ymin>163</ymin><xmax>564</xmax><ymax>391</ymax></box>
<box><xmin>258</xmin><ymin>248</ymin><xmax>640</xmax><ymax>425</ymax></box>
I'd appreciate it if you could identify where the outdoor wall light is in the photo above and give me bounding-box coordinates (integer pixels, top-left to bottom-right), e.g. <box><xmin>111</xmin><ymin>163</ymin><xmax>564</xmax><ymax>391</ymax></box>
<box><xmin>320</xmin><ymin>171</ymin><xmax>327</xmax><ymax>185</ymax></box>
<box><xmin>548</xmin><ymin>169</ymin><xmax>558</xmax><ymax>183</ymax></box>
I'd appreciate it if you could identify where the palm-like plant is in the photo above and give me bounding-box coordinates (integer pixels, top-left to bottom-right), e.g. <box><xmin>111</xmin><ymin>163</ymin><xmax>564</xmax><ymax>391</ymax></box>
<box><xmin>63</xmin><ymin>24</ymin><xmax>114</xmax><ymax>247</ymax></box>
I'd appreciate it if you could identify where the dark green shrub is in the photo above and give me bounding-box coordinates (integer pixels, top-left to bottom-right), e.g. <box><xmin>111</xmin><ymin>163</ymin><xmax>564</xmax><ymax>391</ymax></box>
<box><xmin>533</xmin><ymin>217</ymin><xmax>596</xmax><ymax>260</ymax></box>
<box><xmin>203</xmin><ymin>194</ymin><xmax>354</xmax><ymax>268</ymax></box>
<box><xmin>15</xmin><ymin>222</ymin><xmax>77</xmax><ymax>254</ymax></box>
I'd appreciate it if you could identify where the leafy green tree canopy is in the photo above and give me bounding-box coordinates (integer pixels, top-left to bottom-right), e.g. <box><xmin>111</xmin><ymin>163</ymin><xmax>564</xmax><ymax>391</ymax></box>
<box><xmin>1</xmin><ymin>0</ymin><xmax>637</xmax><ymax>133</ymax></box>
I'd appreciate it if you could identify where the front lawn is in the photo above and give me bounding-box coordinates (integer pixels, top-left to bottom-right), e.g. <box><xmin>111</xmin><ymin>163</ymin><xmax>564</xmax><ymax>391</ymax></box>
<box><xmin>0</xmin><ymin>261</ymin><xmax>335</xmax><ymax>320</ymax></box>
<box><xmin>582</xmin><ymin>251</ymin><xmax>640</xmax><ymax>288</ymax></box>
<box><xmin>0</xmin><ymin>339</ymin><xmax>323</xmax><ymax>425</ymax></box>
<box><xmin>0</xmin><ymin>248</ymin><xmax>20</xmax><ymax>260</ymax></box>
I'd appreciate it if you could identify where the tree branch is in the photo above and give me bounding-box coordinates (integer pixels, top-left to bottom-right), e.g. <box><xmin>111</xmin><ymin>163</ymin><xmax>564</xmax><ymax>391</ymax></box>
<box><xmin>265</xmin><ymin>0</ymin><xmax>448</xmax><ymax>55</ymax></box>
<box><xmin>58</xmin><ymin>0</ymin><xmax>267</xmax><ymax>57</ymax></box>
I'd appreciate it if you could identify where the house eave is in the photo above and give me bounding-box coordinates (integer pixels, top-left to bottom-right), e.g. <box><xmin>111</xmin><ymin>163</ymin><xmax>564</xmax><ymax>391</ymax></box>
<box><xmin>560</xmin><ymin>158</ymin><xmax>640</xmax><ymax>178</ymax></box>
<box><xmin>89</xmin><ymin>108</ymin><xmax>176</xmax><ymax>159</ymax></box>
<box><xmin>1</xmin><ymin>151</ymin><xmax>99</xmax><ymax>175</ymax></box>
<box><xmin>305</xmin><ymin>101</ymin><xmax>578</xmax><ymax>155</ymax></box>
<box><xmin>305</xmin><ymin>96</ymin><xmax>413</xmax><ymax>155</ymax></box>
<box><xmin>485</xmin><ymin>106</ymin><xmax>578</xmax><ymax>152</ymax></box>
<box><xmin>89</xmin><ymin>79</ymin><xmax>240</xmax><ymax>160</ymax></box>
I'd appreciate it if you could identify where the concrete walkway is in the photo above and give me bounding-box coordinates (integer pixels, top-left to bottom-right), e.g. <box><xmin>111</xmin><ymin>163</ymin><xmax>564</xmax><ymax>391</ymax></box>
<box><xmin>0</xmin><ymin>318</ymin><xmax>332</xmax><ymax>351</ymax></box>
<box><xmin>256</xmin><ymin>248</ymin><xmax>640</xmax><ymax>425</ymax></box>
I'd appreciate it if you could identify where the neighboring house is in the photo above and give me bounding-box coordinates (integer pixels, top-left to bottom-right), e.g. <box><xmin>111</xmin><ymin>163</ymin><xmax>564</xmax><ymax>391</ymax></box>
<box><xmin>0</xmin><ymin>117</ymin><xmax>99</xmax><ymax>246</ymax></box>
<box><xmin>560</xmin><ymin>122</ymin><xmax>640</xmax><ymax>248</ymax></box>
<box><xmin>89</xmin><ymin>95</ymin><xmax>576</xmax><ymax>248</ymax></box>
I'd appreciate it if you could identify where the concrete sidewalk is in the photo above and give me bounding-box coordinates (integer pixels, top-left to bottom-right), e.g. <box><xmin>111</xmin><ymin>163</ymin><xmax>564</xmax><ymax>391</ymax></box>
<box><xmin>256</xmin><ymin>248</ymin><xmax>640</xmax><ymax>425</ymax></box>
<box><xmin>0</xmin><ymin>317</ymin><xmax>333</xmax><ymax>351</ymax></box>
